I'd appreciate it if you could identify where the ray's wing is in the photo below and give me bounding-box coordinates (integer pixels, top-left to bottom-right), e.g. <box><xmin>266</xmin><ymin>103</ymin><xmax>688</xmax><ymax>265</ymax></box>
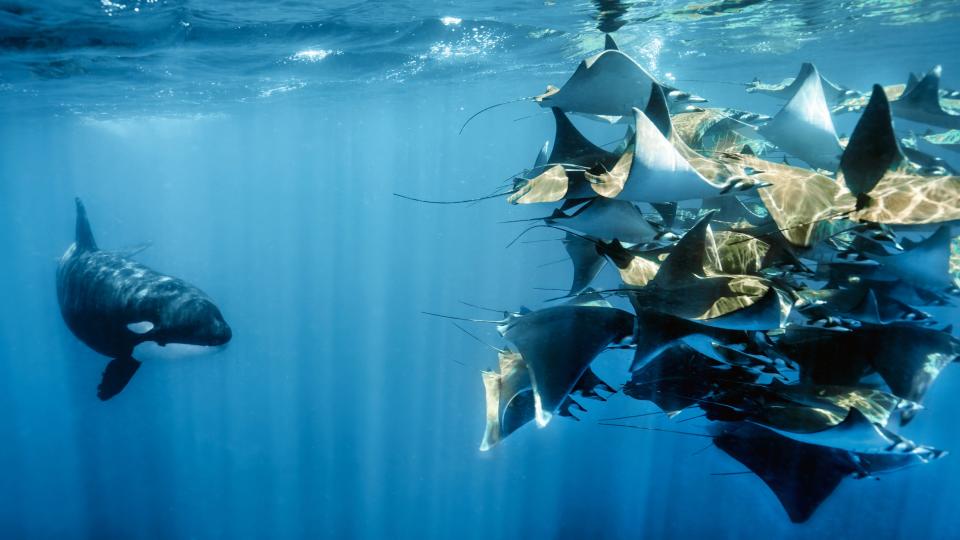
<box><xmin>712</xmin><ymin>422</ymin><xmax>857</xmax><ymax>523</ymax></box>
<box><xmin>839</xmin><ymin>85</ymin><xmax>904</xmax><ymax>202</ymax></box>
<box><xmin>562</xmin><ymin>232</ymin><xmax>606</xmax><ymax>295</ymax></box>
<box><xmin>503</xmin><ymin>305</ymin><xmax>634</xmax><ymax>426</ymax></box>
<box><xmin>759</xmin><ymin>63</ymin><xmax>843</xmax><ymax>171</ymax></box>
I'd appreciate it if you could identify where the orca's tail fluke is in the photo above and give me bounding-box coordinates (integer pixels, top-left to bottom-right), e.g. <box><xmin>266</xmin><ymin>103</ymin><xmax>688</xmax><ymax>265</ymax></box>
<box><xmin>75</xmin><ymin>198</ymin><xmax>98</xmax><ymax>252</ymax></box>
<box><xmin>97</xmin><ymin>356</ymin><xmax>141</xmax><ymax>401</ymax></box>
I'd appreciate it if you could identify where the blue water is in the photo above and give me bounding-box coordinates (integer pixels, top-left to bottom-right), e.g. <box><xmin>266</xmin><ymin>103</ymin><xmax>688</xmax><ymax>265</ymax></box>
<box><xmin>1</xmin><ymin>1</ymin><xmax>959</xmax><ymax>539</ymax></box>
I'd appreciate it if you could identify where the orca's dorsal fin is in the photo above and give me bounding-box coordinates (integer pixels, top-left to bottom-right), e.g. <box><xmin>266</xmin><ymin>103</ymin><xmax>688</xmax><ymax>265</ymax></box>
<box><xmin>839</xmin><ymin>84</ymin><xmax>903</xmax><ymax>202</ymax></box>
<box><xmin>644</xmin><ymin>82</ymin><xmax>673</xmax><ymax>138</ymax></box>
<box><xmin>900</xmin><ymin>65</ymin><xmax>943</xmax><ymax>112</ymax></box>
<box><xmin>74</xmin><ymin>198</ymin><xmax>98</xmax><ymax>251</ymax></box>
<box><xmin>653</xmin><ymin>211</ymin><xmax>717</xmax><ymax>286</ymax></box>
<box><xmin>604</xmin><ymin>34</ymin><xmax>620</xmax><ymax>51</ymax></box>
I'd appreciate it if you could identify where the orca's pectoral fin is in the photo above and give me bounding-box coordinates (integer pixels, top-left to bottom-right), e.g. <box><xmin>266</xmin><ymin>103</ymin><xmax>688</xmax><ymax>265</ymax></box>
<box><xmin>97</xmin><ymin>356</ymin><xmax>142</xmax><ymax>401</ymax></box>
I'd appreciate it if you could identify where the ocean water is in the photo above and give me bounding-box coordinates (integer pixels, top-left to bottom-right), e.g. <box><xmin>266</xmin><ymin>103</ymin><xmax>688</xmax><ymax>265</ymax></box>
<box><xmin>1</xmin><ymin>1</ymin><xmax>959</xmax><ymax>539</ymax></box>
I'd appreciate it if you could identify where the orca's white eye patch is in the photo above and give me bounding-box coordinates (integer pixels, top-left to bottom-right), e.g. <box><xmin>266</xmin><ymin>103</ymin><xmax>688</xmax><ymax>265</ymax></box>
<box><xmin>127</xmin><ymin>321</ymin><xmax>155</xmax><ymax>334</ymax></box>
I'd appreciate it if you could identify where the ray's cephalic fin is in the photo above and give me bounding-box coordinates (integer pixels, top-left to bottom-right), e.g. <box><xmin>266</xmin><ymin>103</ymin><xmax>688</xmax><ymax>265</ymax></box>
<box><xmin>839</xmin><ymin>84</ymin><xmax>903</xmax><ymax>209</ymax></box>
<box><xmin>74</xmin><ymin>198</ymin><xmax>98</xmax><ymax>252</ymax></box>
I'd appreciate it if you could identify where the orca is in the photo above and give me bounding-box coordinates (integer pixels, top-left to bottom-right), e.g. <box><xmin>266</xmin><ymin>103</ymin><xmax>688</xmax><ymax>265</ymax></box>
<box><xmin>57</xmin><ymin>199</ymin><xmax>232</xmax><ymax>400</ymax></box>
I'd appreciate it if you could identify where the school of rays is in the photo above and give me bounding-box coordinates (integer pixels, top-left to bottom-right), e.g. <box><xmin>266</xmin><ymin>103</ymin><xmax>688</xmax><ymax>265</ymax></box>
<box><xmin>424</xmin><ymin>34</ymin><xmax>960</xmax><ymax>523</ymax></box>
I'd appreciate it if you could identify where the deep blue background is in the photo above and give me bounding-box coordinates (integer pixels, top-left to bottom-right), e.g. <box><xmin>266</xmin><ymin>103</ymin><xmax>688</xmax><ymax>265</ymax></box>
<box><xmin>1</xmin><ymin>2</ymin><xmax>959</xmax><ymax>538</ymax></box>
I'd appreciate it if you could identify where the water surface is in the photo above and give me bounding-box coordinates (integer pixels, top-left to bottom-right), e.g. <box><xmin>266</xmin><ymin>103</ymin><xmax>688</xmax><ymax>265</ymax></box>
<box><xmin>1</xmin><ymin>1</ymin><xmax>959</xmax><ymax>539</ymax></box>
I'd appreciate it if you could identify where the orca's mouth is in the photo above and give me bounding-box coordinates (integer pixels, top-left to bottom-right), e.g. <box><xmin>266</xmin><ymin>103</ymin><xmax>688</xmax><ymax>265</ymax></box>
<box><xmin>160</xmin><ymin>321</ymin><xmax>232</xmax><ymax>348</ymax></box>
<box><xmin>203</xmin><ymin>320</ymin><xmax>233</xmax><ymax>346</ymax></box>
<box><xmin>163</xmin><ymin>341</ymin><xmax>229</xmax><ymax>352</ymax></box>
<box><xmin>133</xmin><ymin>340</ymin><xmax>229</xmax><ymax>361</ymax></box>
<box><xmin>183</xmin><ymin>335</ymin><xmax>231</xmax><ymax>349</ymax></box>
